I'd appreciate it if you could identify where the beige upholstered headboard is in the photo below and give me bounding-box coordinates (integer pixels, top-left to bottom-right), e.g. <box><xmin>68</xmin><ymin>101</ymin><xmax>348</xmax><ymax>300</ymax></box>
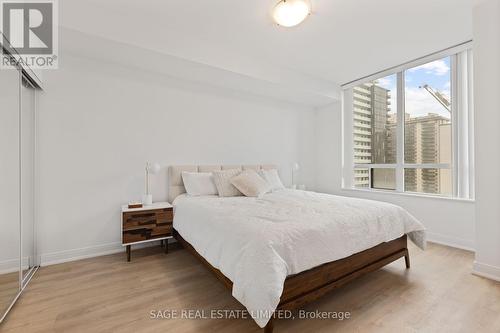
<box><xmin>168</xmin><ymin>165</ymin><xmax>277</xmax><ymax>203</ymax></box>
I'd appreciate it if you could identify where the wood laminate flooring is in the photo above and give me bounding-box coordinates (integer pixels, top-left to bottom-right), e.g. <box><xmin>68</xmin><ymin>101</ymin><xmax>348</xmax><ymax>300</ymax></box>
<box><xmin>0</xmin><ymin>272</ymin><xmax>19</xmax><ymax>319</ymax></box>
<box><xmin>1</xmin><ymin>242</ymin><xmax>500</xmax><ymax>333</ymax></box>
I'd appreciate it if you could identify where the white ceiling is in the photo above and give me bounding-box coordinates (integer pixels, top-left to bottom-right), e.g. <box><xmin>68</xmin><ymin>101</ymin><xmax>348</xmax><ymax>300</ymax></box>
<box><xmin>60</xmin><ymin>0</ymin><xmax>473</xmax><ymax>87</ymax></box>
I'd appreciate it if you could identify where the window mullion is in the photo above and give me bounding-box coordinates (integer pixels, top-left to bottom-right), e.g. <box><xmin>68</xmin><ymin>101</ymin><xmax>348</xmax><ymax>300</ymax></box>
<box><xmin>396</xmin><ymin>71</ymin><xmax>405</xmax><ymax>192</ymax></box>
<box><xmin>451</xmin><ymin>53</ymin><xmax>460</xmax><ymax>198</ymax></box>
<box><xmin>343</xmin><ymin>89</ymin><xmax>355</xmax><ymax>189</ymax></box>
<box><xmin>467</xmin><ymin>49</ymin><xmax>475</xmax><ymax>199</ymax></box>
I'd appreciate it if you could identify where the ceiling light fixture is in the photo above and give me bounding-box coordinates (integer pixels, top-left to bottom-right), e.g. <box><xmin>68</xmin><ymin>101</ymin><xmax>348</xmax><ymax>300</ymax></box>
<box><xmin>272</xmin><ymin>0</ymin><xmax>311</xmax><ymax>27</ymax></box>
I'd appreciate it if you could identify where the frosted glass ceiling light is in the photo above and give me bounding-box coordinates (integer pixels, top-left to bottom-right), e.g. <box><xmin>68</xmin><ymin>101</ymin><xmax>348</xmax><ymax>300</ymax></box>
<box><xmin>272</xmin><ymin>0</ymin><xmax>311</xmax><ymax>27</ymax></box>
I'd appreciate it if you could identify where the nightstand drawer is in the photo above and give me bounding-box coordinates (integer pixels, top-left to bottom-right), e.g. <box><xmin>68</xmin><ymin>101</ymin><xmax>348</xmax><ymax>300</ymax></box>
<box><xmin>123</xmin><ymin>223</ymin><xmax>172</xmax><ymax>244</ymax></box>
<box><xmin>123</xmin><ymin>211</ymin><xmax>156</xmax><ymax>223</ymax></box>
<box><xmin>123</xmin><ymin>209</ymin><xmax>173</xmax><ymax>229</ymax></box>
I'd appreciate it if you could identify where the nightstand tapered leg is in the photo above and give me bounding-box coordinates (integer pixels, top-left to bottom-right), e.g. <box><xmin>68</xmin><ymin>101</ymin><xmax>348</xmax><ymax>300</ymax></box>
<box><xmin>165</xmin><ymin>239</ymin><xmax>168</xmax><ymax>254</ymax></box>
<box><xmin>126</xmin><ymin>245</ymin><xmax>131</xmax><ymax>262</ymax></box>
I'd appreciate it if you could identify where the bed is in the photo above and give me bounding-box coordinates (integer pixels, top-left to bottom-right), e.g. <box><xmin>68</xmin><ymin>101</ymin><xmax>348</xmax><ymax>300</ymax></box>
<box><xmin>168</xmin><ymin>165</ymin><xmax>426</xmax><ymax>333</ymax></box>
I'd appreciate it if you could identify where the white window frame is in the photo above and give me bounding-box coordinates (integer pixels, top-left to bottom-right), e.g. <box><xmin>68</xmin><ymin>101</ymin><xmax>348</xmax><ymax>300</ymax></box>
<box><xmin>342</xmin><ymin>41</ymin><xmax>474</xmax><ymax>199</ymax></box>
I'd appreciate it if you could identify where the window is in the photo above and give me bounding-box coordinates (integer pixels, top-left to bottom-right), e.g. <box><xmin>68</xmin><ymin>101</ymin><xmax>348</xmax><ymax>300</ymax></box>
<box><xmin>343</xmin><ymin>44</ymin><xmax>473</xmax><ymax>199</ymax></box>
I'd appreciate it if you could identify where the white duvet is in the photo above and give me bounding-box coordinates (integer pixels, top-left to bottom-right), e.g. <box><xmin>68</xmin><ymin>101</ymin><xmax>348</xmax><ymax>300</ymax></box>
<box><xmin>173</xmin><ymin>189</ymin><xmax>426</xmax><ymax>328</ymax></box>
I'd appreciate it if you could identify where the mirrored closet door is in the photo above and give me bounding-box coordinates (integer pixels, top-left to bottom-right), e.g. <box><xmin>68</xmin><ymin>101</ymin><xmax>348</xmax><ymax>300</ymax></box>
<box><xmin>0</xmin><ymin>58</ymin><xmax>22</xmax><ymax>323</ymax></box>
<box><xmin>0</xmin><ymin>51</ymin><xmax>39</xmax><ymax>323</ymax></box>
<box><xmin>21</xmin><ymin>75</ymin><xmax>37</xmax><ymax>283</ymax></box>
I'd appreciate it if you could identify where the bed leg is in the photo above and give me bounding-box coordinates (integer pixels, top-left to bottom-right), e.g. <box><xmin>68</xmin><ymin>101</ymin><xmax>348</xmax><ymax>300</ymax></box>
<box><xmin>404</xmin><ymin>249</ymin><xmax>410</xmax><ymax>269</ymax></box>
<box><xmin>264</xmin><ymin>318</ymin><xmax>274</xmax><ymax>333</ymax></box>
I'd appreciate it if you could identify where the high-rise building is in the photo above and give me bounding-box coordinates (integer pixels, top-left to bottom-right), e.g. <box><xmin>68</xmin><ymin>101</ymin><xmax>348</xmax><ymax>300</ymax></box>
<box><xmin>403</xmin><ymin>113</ymin><xmax>451</xmax><ymax>194</ymax></box>
<box><xmin>353</xmin><ymin>82</ymin><xmax>392</xmax><ymax>187</ymax></box>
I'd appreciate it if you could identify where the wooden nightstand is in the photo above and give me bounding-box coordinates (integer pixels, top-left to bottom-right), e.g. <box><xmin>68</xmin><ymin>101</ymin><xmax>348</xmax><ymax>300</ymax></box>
<box><xmin>121</xmin><ymin>202</ymin><xmax>173</xmax><ymax>261</ymax></box>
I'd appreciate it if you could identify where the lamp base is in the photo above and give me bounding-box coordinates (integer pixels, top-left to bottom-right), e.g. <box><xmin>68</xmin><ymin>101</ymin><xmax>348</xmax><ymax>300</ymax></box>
<box><xmin>142</xmin><ymin>194</ymin><xmax>153</xmax><ymax>206</ymax></box>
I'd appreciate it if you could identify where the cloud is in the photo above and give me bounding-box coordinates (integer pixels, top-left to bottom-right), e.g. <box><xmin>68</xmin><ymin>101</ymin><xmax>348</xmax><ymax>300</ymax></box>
<box><xmin>442</xmin><ymin>81</ymin><xmax>451</xmax><ymax>99</ymax></box>
<box><xmin>408</xmin><ymin>59</ymin><xmax>450</xmax><ymax>76</ymax></box>
<box><xmin>375</xmin><ymin>77</ymin><xmax>393</xmax><ymax>89</ymax></box>
<box><xmin>405</xmin><ymin>87</ymin><xmax>451</xmax><ymax>118</ymax></box>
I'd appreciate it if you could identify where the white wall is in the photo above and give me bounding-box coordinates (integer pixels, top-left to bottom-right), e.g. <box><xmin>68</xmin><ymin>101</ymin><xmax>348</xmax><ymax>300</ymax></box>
<box><xmin>471</xmin><ymin>0</ymin><xmax>500</xmax><ymax>281</ymax></box>
<box><xmin>315</xmin><ymin>104</ymin><xmax>476</xmax><ymax>251</ymax></box>
<box><xmin>35</xmin><ymin>53</ymin><xmax>317</xmax><ymax>265</ymax></box>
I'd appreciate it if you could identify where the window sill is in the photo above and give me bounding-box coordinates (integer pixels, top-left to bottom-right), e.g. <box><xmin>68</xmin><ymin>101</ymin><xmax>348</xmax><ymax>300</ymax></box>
<box><xmin>341</xmin><ymin>187</ymin><xmax>475</xmax><ymax>203</ymax></box>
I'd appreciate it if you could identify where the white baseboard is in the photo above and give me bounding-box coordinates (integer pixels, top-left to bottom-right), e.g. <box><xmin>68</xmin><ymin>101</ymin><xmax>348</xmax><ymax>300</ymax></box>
<box><xmin>472</xmin><ymin>261</ymin><xmax>500</xmax><ymax>282</ymax></box>
<box><xmin>426</xmin><ymin>232</ymin><xmax>475</xmax><ymax>252</ymax></box>
<box><xmin>0</xmin><ymin>258</ymin><xmax>21</xmax><ymax>275</ymax></box>
<box><xmin>0</xmin><ymin>256</ymin><xmax>34</xmax><ymax>275</ymax></box>
<box><xmin>1</xmin><ymin>245</ymin><xmax>131</xmax><ymax>273</ymax></box>
<box><xmin>40</xmin><ymin>240</ymin><xmax>165</xmax><ymax>267</ymax></box>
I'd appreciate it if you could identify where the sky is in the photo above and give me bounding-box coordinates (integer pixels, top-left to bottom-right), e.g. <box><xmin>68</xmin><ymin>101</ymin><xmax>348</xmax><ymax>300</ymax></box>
<box><xmin>374</xmin><ymin>57</ymin><xmax>451</xmax><ymax>119</ymax></box>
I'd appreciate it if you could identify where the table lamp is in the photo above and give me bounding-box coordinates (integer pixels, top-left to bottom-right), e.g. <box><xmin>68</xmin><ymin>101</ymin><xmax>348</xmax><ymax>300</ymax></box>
<box><xmin>143</xmin><ymin>162</ymin><xmax>160</xmax><ymax>206</ymax></box>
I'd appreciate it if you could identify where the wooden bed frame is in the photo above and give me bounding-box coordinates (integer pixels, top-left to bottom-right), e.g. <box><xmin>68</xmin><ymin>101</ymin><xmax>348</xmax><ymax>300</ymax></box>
<box><xmin>173</xmin><ymin>229</ymin><xmax>410</xmax><ymax>333</ymax></box>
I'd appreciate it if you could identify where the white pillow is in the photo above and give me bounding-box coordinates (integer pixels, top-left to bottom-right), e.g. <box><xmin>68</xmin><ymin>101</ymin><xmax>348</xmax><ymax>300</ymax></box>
<box><xmin>181</xmin><ymin>172</ymin><xmax>218</xmax><ymax>196</ymax></box>
<box><xmin>259</xmin><ymin>169</ymin><xmax>285</xmax><ymax>192</ymax></box>
<box><xmin>230</xmin><ymin>170</ymin><xmax>271</xmax><ymax>197</ymax></box>
<box><xmin>212</xmin><ymin>169</ymin><xmax>243</xmax><ymax>197</ymax></box>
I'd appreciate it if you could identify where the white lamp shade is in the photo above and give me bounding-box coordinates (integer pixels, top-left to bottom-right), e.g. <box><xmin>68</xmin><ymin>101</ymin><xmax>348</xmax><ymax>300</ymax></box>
<box><xmin>272</xmin><ymin>0</ymin><xmax>311</xmax><ymax>27</ymax></box>
<box><xmin>292</xmin><ymin>162</ymin><xmax>300</xmax><ymax>171</ymax></box>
